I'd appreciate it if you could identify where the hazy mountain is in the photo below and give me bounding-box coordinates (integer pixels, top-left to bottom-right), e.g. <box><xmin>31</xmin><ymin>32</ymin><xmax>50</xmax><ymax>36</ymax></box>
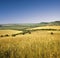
<box><xmin>0</xmin><ymin>21</ymin><xmax>60</xmax><ymax>30</ymax></box>
<box><xmin>38</xmin><ymin>21</ymin><xmax>60</xmax><ymax>26</ymax></box>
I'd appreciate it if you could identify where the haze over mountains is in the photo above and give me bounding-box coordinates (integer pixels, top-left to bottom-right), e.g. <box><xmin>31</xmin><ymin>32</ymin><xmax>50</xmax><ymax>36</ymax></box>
<box><xmin>0</xmin><ymin>21</ymin><xmax>60</xmax><ymax>30</ymax></box>
<box><xmin>0</xmin><ymin>20</ymin><xmax>60</xmax><ymax>26</ymax></box>
<box><xmin>38</xmin><ymin>21</ymin><xmax>60</xmax><ymax>26</ymax></box>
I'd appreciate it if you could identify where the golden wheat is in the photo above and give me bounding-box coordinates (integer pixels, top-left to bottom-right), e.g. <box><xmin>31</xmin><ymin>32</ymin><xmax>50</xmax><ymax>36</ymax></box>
<box><xmin>0</xmin><ymin>26</ymin><xmax>60</xmax><ymax>58</ymax></box>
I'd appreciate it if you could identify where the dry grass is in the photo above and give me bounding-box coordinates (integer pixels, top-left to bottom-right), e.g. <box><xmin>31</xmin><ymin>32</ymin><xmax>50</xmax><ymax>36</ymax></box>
<box><xmin>0</xmin><ymin>30</ymin><xmax>22</xmax><ymax>35</ymax></box>
<box><xmin>0</xmin><ymin>26</ymin><xmax>60</xmax><ymax>58</ymax></box>
<box><xmin>29</xmin><ymin>26</ymin><xmax>60</xmax><ymax>30</ymax></box>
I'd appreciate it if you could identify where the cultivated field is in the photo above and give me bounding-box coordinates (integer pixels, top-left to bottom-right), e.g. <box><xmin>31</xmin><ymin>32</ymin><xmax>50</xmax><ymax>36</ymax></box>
<box><xmin>0</xmin><ymin>26</ymin><xmax>60</xmax><ymax>58</ymax></box>
<box><xmin>28</xmin><ymin>26</ymin><xmax>60</xmax><ymax>30</ymax></box>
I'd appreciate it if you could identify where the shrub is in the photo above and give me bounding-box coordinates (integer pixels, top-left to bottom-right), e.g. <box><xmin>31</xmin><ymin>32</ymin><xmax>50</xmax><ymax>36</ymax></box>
<box><xmin>12</xmin><ymin>34</ymin><xmax>16</xmax><ymax>37</ymax></box>
<box><xmin>4</xmin><ymin>34</ymin><xmax>9</xmax><ymax>37</ymax></box>
<box><xmin>28</xmin><ymin>30</ymin><xmax>31</xmax><ymax>34</ymax></box>
<box><xmin>0</xmin><ymin>35</ymin><xmax>4</xmax><ymax>37</ymax></box>
<box><xmin>22</xmin><ymin>32</ymin><xmax>25</xmax><ymax>35</ymax></box>
<box><xmin>51</xmin><ymin>32</ymin><xmax>53</xmax><ymax>35</ymax></box>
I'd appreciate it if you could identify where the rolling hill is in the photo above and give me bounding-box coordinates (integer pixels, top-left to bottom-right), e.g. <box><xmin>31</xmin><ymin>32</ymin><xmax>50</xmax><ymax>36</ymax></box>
<box><xmin>0</xmin><ymin>21</ymin><xmax>60</xmax><ymax>30</ymax></box>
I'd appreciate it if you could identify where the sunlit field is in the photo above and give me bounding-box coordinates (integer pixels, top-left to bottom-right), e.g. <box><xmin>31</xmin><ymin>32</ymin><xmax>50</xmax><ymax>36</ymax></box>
<box><xmin>0</xmin><ymin>26</ymin><xmax>60</xmax><ymax>58</ymax></box>
<box><xmin>29</xmin><ymin>26</ymin><xmax>60</xmax><ymax>30</ymax></box>
<box><xmin>0</xmin><ymin>30</ymin><xmax>22</xmax><ymax>35</ymax></box>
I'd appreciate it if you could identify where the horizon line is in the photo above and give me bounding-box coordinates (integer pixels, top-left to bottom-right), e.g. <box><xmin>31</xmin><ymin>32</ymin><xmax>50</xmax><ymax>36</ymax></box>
<box><xmin>0</xmin><ymin>20</ymin><xmax>60</xmax><ymax>25</ymax></box>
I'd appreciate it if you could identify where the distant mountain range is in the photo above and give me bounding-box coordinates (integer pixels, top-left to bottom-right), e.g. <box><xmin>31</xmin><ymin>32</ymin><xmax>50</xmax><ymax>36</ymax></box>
<box><xmin>0</xmin><ymin>21</ymin><xmax>60</xmax><ymax>26</ymax></box>
<box><xmin>0</xmin><ymin>21</ymin><xmax>60</xmax><ymax>30</ymax></box>
<box><xmin>38</xmin><ymin>21</ymin><xmax>60</xmax><ymax>26</ymax></box>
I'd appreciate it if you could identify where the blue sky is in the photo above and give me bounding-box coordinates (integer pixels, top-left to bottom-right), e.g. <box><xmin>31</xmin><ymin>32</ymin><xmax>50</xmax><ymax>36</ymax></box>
<box><xmin>0</xmin><ymin>0</ymin><xmax>60</xmax><ymax>24</ymax></box>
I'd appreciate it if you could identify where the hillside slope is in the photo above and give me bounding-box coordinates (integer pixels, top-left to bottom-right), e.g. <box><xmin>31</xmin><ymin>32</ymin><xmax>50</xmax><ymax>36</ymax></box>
<box><xmin>0</xmin><ymin>21</ymin><xmax>60</xmax><ymax>30</ymax></box>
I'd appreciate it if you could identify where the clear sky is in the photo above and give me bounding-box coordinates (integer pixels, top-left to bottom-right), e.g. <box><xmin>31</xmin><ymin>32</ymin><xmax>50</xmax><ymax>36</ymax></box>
<box><xmin>0</xmin><ymin>0</ymin><xmax>60</xmax><ymax>24</ymax></box>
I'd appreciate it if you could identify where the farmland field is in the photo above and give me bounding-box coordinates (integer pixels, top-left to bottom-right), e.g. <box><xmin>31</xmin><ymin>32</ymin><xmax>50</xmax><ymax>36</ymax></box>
<box><xmin>0</xmin><ymin>26</ymin><xmax>60</xmax><ymax>58</ymax></box>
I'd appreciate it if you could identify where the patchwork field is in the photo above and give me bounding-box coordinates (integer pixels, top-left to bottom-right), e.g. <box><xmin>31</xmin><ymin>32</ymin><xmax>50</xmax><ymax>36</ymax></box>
<box><xmin>0</xmin><ymin>26</ymin><xmax>60</xmax><ymax>58</ymax></box>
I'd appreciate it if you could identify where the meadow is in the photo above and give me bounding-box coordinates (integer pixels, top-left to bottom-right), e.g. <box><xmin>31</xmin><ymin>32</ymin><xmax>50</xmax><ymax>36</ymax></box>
<box><xmin>0</xmin><ymin>26</ymin><xmax>60</xmax><ymax>58</ymax></box>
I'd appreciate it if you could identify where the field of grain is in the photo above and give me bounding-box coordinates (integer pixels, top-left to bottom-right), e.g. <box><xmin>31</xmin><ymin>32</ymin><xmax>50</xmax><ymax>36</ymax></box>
<box><xmin>0</xmin><ymin>30</ymin><xmax>22</xmax><ymax>35</ymax></box>
<box><xmin>29</xmin><ymin>26</ymin><xmax>60</xmax><ymax>30</ymax></box>
<box><xmin>0</xmin><ymin>26</ymin><xmax>60</xmax><ymax>58</ymax></box>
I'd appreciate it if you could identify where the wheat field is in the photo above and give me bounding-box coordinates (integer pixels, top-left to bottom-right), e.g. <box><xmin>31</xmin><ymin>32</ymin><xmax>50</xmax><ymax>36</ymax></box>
<box><xmin>0</xmin><ymin>26</ymin><xmax>60</xmax><ymax>58</ymax></box>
